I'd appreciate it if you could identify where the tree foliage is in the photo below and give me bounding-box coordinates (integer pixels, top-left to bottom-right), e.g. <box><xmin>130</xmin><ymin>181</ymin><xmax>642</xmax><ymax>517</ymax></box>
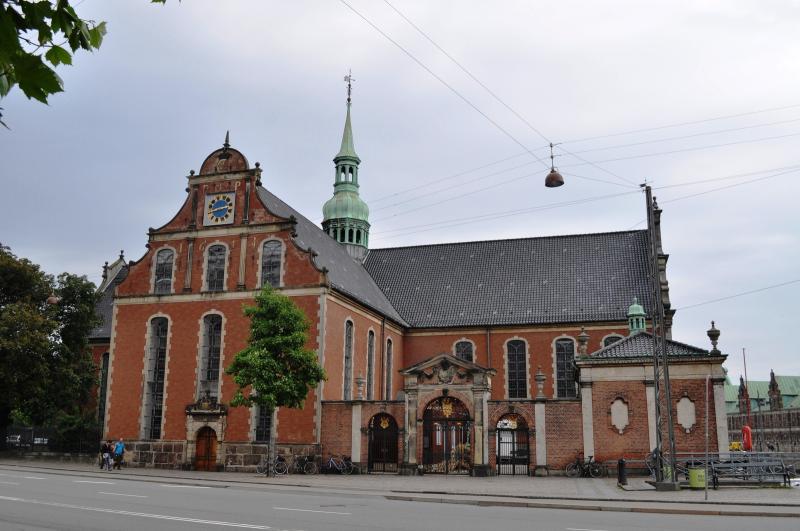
<box><xmin>226</xmin><ymin>286</ymin><xmax>326</xmax><ymax>413</ymax></box>
<box><xmin>0</xmin><ymin>0</ymin><xmax>108</xmax><ymax>126</ymax></box>
<box><xmin>0</xmin><ymin>244</ymin><xmax>100</xmax><ymax>429</ymax></box>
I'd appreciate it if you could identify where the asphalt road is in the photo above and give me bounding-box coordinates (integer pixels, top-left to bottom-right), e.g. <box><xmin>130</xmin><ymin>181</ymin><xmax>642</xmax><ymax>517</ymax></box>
<box><xmin>0</xmin><ymin>468</ymin><xmax>796</xmax><ymax>531</ymax></box>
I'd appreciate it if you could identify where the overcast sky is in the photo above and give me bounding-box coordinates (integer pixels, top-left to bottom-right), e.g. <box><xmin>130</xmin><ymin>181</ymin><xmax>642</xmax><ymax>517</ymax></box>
<box><xmin>2</xmin><ymin>1</ymin><xmax>798</xmax><ymax>383</ymax></box>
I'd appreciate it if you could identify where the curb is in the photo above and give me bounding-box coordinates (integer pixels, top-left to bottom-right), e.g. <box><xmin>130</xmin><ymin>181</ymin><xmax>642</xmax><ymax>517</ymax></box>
<box><xmin>384</xmin><ymin>495</ymin><xmax>800</xmax><ymax>518</ymax></box>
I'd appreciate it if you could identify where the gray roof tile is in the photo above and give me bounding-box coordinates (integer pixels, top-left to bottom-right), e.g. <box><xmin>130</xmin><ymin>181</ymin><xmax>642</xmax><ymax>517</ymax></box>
<box><xmin>363</xmin><ymin>231</ymin><xmax>654</xmax><ymax>328</ymax></box>
<box><xmin>584</xmin><ymin>331</ymin><xmax>710</xmax><ymax>360</ymax></box>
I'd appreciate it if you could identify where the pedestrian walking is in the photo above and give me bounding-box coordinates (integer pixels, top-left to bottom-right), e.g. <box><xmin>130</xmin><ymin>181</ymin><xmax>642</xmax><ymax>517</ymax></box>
<box><xmin>100</xmin><ymin>440</ymin><xmax>112</xmax><ymax>470</ymax></box>
<box><xmin>112</xmin><ymin>437</ymin><xmax>125</xmax><ymax>470</ymax></box>
<box><xmin>98</xmin><ymin>440</ymin><xmax>106</xmax><ymax>469</ymax></box>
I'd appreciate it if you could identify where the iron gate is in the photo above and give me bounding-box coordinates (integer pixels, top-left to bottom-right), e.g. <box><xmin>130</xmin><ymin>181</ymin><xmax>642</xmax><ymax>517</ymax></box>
<box><xmin>496</xmin><ymin>413</ymin><xmax>529</xmax><ymax>475</ymax></box>
<box><xmin>422</xmin><ymin>397</ymin><xmax>472</xmax><ymax>474</ymax></box>
<box><xmin>368</xmin><ymin>413</ymin><xmax>398</xmax><ymax>473</ymax></box>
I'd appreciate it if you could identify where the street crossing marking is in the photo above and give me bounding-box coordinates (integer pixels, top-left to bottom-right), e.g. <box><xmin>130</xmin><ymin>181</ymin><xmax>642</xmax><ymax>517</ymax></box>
<box><xmin>98</xmin><ymin>492</ymin><xmax>148</xmax><ymax>498</ymax></box>
<box><xmin>273</xmin><ymin>507</ymin><xmax>352</xmax><ymax>515</ymax></box>
<box><xmin>0</xmin><ymin>495</ymin><xmax>294</xmax><ymax>529</ymax></box>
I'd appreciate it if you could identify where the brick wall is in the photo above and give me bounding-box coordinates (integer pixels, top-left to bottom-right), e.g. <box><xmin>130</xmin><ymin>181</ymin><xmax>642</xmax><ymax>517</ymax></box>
<box><xmin>319</xmin><ymin>402</ymin><xmax>353</xmax><ymax>459</ymax></box>
<box><xmin>591</xmin><ymin>381</ymin><xmax>650</xmax><ymax>461</ymax></box>
<box><xmin>546</xmin><ymin>401</ymin><xmax>583</xmax><ymax>470</ymax></box>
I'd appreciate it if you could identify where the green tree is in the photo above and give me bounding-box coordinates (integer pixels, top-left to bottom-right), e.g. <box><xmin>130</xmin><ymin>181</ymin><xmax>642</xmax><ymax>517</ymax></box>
<box><xmin>226</xmin><ymin>286</ymin><xmax>325</xmax><ymax>473</ymax></box>
<box><xmin>0</xmin><ymin>0</ymin><xmax>108</xmax><ymax>126</ymax></box>
<box><xmin>0</xmin><ymin>244</ymin><xmax>100</xmax><ymax>442</ymax></box>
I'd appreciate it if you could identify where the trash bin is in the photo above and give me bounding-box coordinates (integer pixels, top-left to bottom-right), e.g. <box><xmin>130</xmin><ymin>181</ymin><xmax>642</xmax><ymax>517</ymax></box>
<box><xmin>688</xmin><ymin>467</ymin><xmax>706</xmax><ymax>490</ymax></box>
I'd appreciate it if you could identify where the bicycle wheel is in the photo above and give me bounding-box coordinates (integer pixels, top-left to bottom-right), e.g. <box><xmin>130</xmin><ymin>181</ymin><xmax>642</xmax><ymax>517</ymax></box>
<box><xmin>273</xmin><ymin>460</ymin><xmax>289</xmax><ymax>475</ymax></box>
<box><xmin>565</xmin><ymin>462</ymin><xmax>580</xmax><ymax>477</ymax></box>
<box><xmin>303</xmin><ymin>461</ymin><xmax>318</xmax><ymax>475</ymax></box>
<box><xmin>255</xmin><ymin>464</ymin><xmax>267</xmax><ymax>475</ymax></box>
<box><xmin>342</xmin><ymin>461</ymin><xmax>354</xmax><ymax>475</ymax></box>
<box><xmin>589</xmin><ymin>462</ymin><xmax>603</xmax><ymax>478</ymax></box>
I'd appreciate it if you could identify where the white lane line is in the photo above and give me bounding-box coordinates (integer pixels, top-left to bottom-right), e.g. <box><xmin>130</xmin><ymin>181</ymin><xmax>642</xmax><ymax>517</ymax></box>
<box><xmin>159</xmin><ymin>484</ymin><xmax>210</xmax><ymax>489</ymax></box>
<box><xmin>272</xmin><ymin>507</ymin><xmax>351</xmax><ymax>515</ymax></box>
<box><xmin>98</xmin><ymin>492</ymin><xmax>148</xmax><ymax>498</ymax></box>
<box><xmin>23</xmin><ymin>476</ymin><xmax>46</xmax><ymax>480</ymax></box>
<box><xmin>0</xmin><ymin>495</ymin><xmax>278</xmax><ymax>529</ymax></box>
<box><xmin>73</xmin><ymin>480</ymin><xmax>114</xmax><ymax>484</ymax></box>
<box><xmin>0</xmin><ymin>481</ymin><xmax>20</xmax><ymax>485</ymax></box>
<box><xmin>567</xmin><ymin>528</ymin><xmax>609</xmax><ymax>531</ymax></box>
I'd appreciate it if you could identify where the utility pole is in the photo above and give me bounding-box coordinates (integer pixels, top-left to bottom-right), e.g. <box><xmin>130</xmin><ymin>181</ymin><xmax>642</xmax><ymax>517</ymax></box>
<box><xmin>643</xmin><ymin>184</ymin><xmax>678</xmax><ymax>490</ymax></box>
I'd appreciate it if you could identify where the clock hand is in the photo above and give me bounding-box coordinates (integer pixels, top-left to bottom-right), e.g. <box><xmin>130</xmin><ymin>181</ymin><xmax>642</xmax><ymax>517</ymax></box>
<box><xmin>210</xmin><ymin>205</ymin><xmax>230</xmax><ymax>215</ymax></box>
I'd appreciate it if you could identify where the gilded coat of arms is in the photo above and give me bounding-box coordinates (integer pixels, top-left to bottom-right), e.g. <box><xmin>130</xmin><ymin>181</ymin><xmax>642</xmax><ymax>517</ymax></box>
<box><xmin>379</xmin><ymin>416</ymin><xmax>390</xmax><ymax>429</ymax></box>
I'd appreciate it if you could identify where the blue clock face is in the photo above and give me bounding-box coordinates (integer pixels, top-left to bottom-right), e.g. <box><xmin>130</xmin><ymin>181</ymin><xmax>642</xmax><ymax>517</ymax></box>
<box><xmin>206</xmin><ymin>194</ymin><xmax>234</xmax><ymax>224</ymax></box>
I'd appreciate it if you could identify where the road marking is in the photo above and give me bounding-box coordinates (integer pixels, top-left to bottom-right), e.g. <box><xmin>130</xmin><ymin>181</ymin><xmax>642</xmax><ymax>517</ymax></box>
<box><xmin>272</xmin><ymin>507</ymin><xmax>351</xmax><ymax>515</ymax></box>
<box><xmin>0</xmin><ymin>481</ymin><xmax>20</xmax><ymax>485</ymax></box>
<box><xmin>159</xmin><ymin>484</ymin><xmax>210</xmax><ymax>489</ymax></box>
<box><xmin>73</xmin><ymin>480</ymin><xmax>114</xmax><ymax>484</ymax></box>
<box><xmin>98</xmin><ymin>492</ymin><xmax>148</xmax><ymax>498</ymax></box>
<box><xmin>23</xmin><ymin>476</ymin><xmax>46</xmax><ymax>480</ymax></box>
<box><xmin>0</xmin><ymin>495</ymin><xmax>280</xmax><ymax>529</ymax></box>
<box><xmin>567</xmin><ymin>528</ymin><xmax>609</xmax><ymax>531</ymax></box>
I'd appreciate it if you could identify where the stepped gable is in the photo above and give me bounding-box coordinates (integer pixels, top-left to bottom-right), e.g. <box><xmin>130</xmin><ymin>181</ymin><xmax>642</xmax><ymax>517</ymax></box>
<box><xmin>584</xmin><ymin>331</ymin><xmax>712</xmax><ymax>361</ymax></box>
<box><xmin>363</xmin><ymin>230</ymin><xmax>653</xmax><ymax>328</ymax></box>
<box><xmin>256</xmin><ymin>187</ymin><xmax>406</xmax><ymax>326</ymax></box>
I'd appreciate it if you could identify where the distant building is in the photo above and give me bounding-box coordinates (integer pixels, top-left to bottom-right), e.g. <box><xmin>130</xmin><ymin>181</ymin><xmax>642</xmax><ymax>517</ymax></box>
<box><xmin>88</xmin><ymin>92</ymin><xmax>728</xmax><ymax>475</ymax></box>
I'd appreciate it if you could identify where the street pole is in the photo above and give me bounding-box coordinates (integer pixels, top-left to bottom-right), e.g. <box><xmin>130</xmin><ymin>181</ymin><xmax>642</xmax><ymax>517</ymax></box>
<box><xmin>705</xmin><ymin>374</ymin><xmax>709</xmax><ymax>501</ymax></box>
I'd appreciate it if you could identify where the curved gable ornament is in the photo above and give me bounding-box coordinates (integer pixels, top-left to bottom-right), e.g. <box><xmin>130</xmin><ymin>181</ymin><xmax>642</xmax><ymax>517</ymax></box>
<box><xmin>677</xmin><ymin>396</ymin><xmax>697</xmax><ymax>433</ymax></box>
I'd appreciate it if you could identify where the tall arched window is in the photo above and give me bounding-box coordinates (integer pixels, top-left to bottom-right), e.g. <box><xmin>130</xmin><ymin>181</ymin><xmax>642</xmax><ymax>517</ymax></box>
<box><xmin>455</xmin><ymin>340</ymin><xmax>474</xmax><ymax>363</ymax></box>
<box><xmin>206</xmin><ymin>245</ymin><xmax>226</xmax><ymax>292</ymax></box>
<box><xmin>198</xmin><ymin>314</ymin><xmax>222</xmax><ymax>398</ymax></box>
<box><xmin>255</xmin><ymin>405</ymin><xmax>272</xmax><ymax>442</ymax></box>
<box><xmin>507</xmin><ymin>340</ymin><xmax>527</xmax><ymax>399</ymax></box>
<box><xmin>154</xmin><ymin>249</ymin><xmax>174</xmax><ymax>294</ymax></box>
<box><xmin>367</xmin><ymin>331</ymin><xmax>375</xmax><ymax>400</ymax></box>
<box><xmin>343</xmin><ymin>321</ymin><xmax>354</xmax><ymax>400</ymax></box>
<box><xmin>261</xmin><ymin>240</ymin><xmax>282</xmax><ymax>288</ymax></box>
<box><xmin>385</xmin><ymin>338</ymin><xmax>393</xmax><ymax>400</ymax></box>
<box><xmin>143</xmin><ymin>317</ymin><xmax>168</xmax><ymax>439</ymax></box>
<box><xmin>555</xmin><ymin>338</ymin><xmax>577</xmax><ymax>398</ymax></box>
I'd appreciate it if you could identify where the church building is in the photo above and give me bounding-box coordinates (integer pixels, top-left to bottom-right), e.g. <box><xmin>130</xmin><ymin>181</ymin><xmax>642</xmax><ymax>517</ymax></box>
<box><xmin>89</xmin><ymin>92</ymin><xmax>729</xmax><ymax>475</ymax></box>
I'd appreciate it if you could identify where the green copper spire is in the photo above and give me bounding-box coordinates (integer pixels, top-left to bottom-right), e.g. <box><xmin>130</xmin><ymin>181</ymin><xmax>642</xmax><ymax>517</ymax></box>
<box><xmin>627</xmin><ymin>296</ymin><xmax>646</xmax><ymax>335</ymax></box>
<box><xmin>322</xmin><ymin>71</ymin><xmax>370</xmax><ymax>262</ymax></box>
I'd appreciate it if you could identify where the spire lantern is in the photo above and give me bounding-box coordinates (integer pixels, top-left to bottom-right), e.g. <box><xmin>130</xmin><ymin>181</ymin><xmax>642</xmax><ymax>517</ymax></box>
<box><xmin>322</xmin><ymin>71</ymin><xmax>371</xmax><ymax>262</ymax></box>
<box><xmin>627</xmin><ymin>296</ymin><xmax>646</xmax><ymax>335</ymax></box>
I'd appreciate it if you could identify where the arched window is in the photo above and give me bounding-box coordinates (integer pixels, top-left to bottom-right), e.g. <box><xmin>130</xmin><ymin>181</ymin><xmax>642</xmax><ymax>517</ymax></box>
<box><xmin>385</xmin><ymin>338</ymin><xmax>393</xmax><ymax>400</ymax></box>
<box><xmin>206</xmin><ymin>245</ymin><xmax>226</xmax><ymax>291</ymax></box>
<box><xmin>455</xmin><ymin>340</ymin><xmax>474</xmax><ymax>363</ymax></box>
<box><xmin>261</xmin><ymin>240</ymin><xmax>282</xmax><ymax>288</ymax></box>
<box><xmin>255</xmin><ymin>405</ymin><xmax>272</xmax><ymax>442</ymax></box>
<box><xmin>367</xmin><ymin>330</ymin><xmax>375</xmax><ymax>400</ymax></box>
<box><xmin>356</xmin><ymin>230</ymin><xmax>361</xmax><ymax>244</ymax></box>
<box><xmin>198</xmin><ymin>314</ymin><xmax>222</xmax><ymax>398</ymax></box>
<box><xmin>555</xmin><ymin>338</ymin><xmax>577</xmax><ymax>398</ymax></box>
<box><xmin>343</xmin><ymin>321</ymin><xmax>354</xmax><ymax>400</ymax></box>
<box><xmin>143</xmin><ymin>317</ymin><xmax>168</xmax><ymax>439</ymax></box>
<box><xmin>154</xmin><ymin>249</ymin><xmax>174</xmax><ymax>294</ymax></box>
<box><xmin>348</xmin><ymin>228</ymin><xmax>354</xmax><ymax>243</ymax></box>
<box><xmin>603</xmin><ymin>335</ymin><xmax>623</xmax><ymax>347</ymax></box>
<box><xmin>506</xmin><ymin>340</ymin><xmax>527</xmax><ymax>399</ymax></box>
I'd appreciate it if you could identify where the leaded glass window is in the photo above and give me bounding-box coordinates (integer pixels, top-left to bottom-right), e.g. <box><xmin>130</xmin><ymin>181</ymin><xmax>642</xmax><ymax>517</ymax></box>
<box><xmin>507</xmin><ymin>340</ymin><xmax>527</xmax><ymax>399</ymax></box>
<box><xmin>198</xmin><ymin>314</ymin><xmax>222</xmax><ymax>398</ymax></box>
<box><xmin>455</xmin><ymin>341</ymin><xmax>474</xmax><ymax>362</ymax></box>
<box><xmin>143</xmin><ymin>317</ymin><xmax>168</xmax><ymax>439</ymax></box>
<box><xmin>261</xmin><ymin>240</ymin><xmax>282</xmax><ymax>288</ymax></box>
<box><xmin>367</xmin><ymin>331</ymin><xmax>375</xmax><ymax>400</ymax></box>
<box><xmin>343</xmin><ymin>321</ymin><xmax>353</xmax><ymax>400</ymax></box>
<box><xmin>154</xmin><ymin>249</ymin><xmax>174</xmax><ymax>294</ymax></box>
<box><xmin>385</xmin><ymin>338</ymin><xmax>393</xmax><ymax>400</ymax></box>
<box><xmin>556</xmin><ymin>338</ymin><xmax>577</xmax><ymax>398</ymax></box>
<box><xmin>255</xmin><ymin>405</ymin><xmax>272</xmax><ymax>442</ymax></box>
<box><xmin>206</xmin><ymin>245</ymin><xmax>226</xmax><ymax>291</ymax></box>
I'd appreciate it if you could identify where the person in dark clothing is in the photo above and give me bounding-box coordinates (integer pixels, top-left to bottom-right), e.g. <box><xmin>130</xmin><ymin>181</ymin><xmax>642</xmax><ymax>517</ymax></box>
<box><xmin>112</xmin><ymin>438</ymin><xmax>125</xmax><ymax>470</ymax></box>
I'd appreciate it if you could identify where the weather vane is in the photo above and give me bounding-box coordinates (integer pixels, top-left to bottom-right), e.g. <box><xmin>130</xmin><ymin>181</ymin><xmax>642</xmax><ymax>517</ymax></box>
<box><xmin>344</xmin><ymin>69</ymin><xmax>355</xmax><ymax>104</ymax></box>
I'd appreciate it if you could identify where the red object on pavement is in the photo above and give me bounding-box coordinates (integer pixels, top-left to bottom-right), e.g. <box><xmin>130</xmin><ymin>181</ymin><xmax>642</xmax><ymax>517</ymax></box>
<box><xmin>742</xmin><ymin>425</ymin><xmax>753</xmax><ymax>451</ymax></box>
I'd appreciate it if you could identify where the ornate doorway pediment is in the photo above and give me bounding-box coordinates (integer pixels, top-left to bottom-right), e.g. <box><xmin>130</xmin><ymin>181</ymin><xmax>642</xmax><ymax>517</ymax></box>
<box><xmin>401</xmin><ymin>353</ymin><xmax>496</xmax><ymax>388</ymax></box>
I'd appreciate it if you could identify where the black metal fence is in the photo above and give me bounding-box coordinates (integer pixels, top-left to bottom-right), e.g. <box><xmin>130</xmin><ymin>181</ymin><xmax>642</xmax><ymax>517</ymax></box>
<box><xmin>3</xmin><ymin>425</ymin><xmax>102</xmax><ymax>454</ymax></box>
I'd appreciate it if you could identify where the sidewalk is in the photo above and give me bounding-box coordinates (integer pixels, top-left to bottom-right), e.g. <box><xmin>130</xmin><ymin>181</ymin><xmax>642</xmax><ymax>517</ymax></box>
<box><xmin>2</xmin><ymin>457</ymin><xmax>798</xmax><ymax>518</ymax></box>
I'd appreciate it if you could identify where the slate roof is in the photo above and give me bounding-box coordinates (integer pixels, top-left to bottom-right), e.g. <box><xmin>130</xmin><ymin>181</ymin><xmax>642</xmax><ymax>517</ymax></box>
<box><xmin>581</xmin><ymin>331</ymin><xmax>712</xmax><ymax>361</ymax></box>
<box><xmin>89</xmin><ymin>258</ymin><xmax>128</xmax><ymax>340</ymax></box>
<box><xmin>363</xmin><ymin>231</ymin><xmax>654</xmax><ymax>328</ymax></box>
<box><xmin>257</xmin><ymin>187</ymin><xmax>406</xmax><ymax>325</ymax></box>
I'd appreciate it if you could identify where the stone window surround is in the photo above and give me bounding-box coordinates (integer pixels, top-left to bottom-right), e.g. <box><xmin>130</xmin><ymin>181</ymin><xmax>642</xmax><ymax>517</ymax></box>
<box><xmin>200</xmin><ymin>241</ymin><xmax>230</xmax><ymax>292</ymax></box>
<box><xmin>342</xmin><ymin>318</ymin><xmax>355</xmax><ymax>401</ymax></box>
<box><xmin>256</xmin><ymin>237</ymin><xmax>285</xmax><ymax>288</ymax></box>
<box><xmin>139</xmin><ymin>313</ymin><xmax>173</xmax><ymax>440</ymax></box>
<box><xmin>503</xmin><ymin>337</ymin><xmax>530</xmax><ymax>400</ymax></box>
<box><xmin>551</xmin><ymin>335</ymin><xmax>577</xmax><ymax>399</ymax></box>
<box><xmin>452</xmin><ymin>337</ymin><xmax>476</xmax><ymax>363</ymax></box>
<box><xmin>194</xmin><ymin>310</ymin><xmax>226</xmax><ymax>401</ymax></box>
<box><xmin>150</xmin><ymin>245</ymin><xmax>177</xmax><ymax>295</ymax></box>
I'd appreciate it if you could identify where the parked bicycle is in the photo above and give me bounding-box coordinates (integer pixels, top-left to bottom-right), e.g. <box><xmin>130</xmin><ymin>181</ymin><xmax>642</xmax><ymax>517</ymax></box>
<box><xmin>323</xmin><ymin>454</ymin><xmax>354</xmax><ymax>475</ymax></box>
<box><xmin>565</xmin><ymin>454</ymin><xmax>602</xmax><ymax>478</ymax></box>
<box><xmin>289</xmin><ymin>453</ymin><xmax>319</xmax><ymax>475</ymax></box>
<box><xmin>256</xmin><ymin>454</ymin><xmax>288</xmax><ymax>476</ymax></box>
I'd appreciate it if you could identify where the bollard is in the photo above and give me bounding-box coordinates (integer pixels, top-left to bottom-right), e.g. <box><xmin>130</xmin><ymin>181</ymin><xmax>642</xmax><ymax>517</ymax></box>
<box><xmin>617</xmin><ymin>458</ymin><xmax>627</xmax><ymax>486</ymax></box>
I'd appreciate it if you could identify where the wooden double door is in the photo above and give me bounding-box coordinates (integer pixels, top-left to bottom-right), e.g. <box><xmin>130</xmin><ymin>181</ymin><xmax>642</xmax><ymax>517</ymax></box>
<box><xmin>195</xmin><ymin>427</ymin><xmax>218</xmax><ymax>471</ymax></box>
